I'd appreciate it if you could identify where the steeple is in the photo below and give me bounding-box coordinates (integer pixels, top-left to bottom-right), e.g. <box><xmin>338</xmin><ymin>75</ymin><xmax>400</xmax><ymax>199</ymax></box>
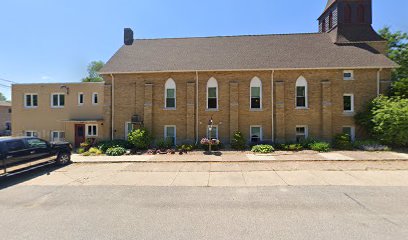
<box><xmin>318</xmin><ymin>0</ymin><xmax>384</xmax><ymax>44</ymax></box>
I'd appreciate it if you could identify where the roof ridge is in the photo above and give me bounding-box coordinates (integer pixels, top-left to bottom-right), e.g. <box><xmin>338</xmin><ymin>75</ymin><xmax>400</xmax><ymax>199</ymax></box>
<box><xmin>134</xmin><ymin>32</ymin><xmax>324</xmax><ymax>41</ymax></box>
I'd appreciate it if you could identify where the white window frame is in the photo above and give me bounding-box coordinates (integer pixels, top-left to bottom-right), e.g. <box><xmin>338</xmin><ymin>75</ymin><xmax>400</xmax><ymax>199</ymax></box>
<box><xmin>51</xmin><ymin>93</ymin><xmax>65</xmax><ymax>108</ymax></box>
<box><xmin>92</xmin><ymin>92</ymin><xmax>99</xmax><ymax>105</ymax></box>
<box><xmin>295</xmin><ymin>125</ymin><xmax>308</xmax><ymax>142</ymax></box>
<box><xmin>343</xmin><ymin>70</ymin><xmax>354</xmax><ymax>80</ymax></box>
<box><xmin>164</xmin><ymin>78</ymin><xmax>176</xmax><ymax>109</ymax></box>
<box><xmin>25</xmin><ymin>130</ymin><xmax>38</xmax><ymax>137</ymax></box>
<box><xmin>343</xmin><ymin>94</ymin><xmax>355</xmax><ymax>113</ymax></box>
<box><xmin>206</xmin><ymin>77</ymin><xmax>219</xmax><ymax>110</ymax></box>
<box><xmin>164</xmin><ymin>125</ymin><xmax>177</xmax><ymax>145</ymax></box>
<box><xmin>125</xmin><ymin>122</ymin><xmax>134</xmax><ymax>139</ymax></box>
<box><xmin>342</xmin><ymin>126</ymin><xmax>356</xmax><ymax>141</ymax></box>
<box><xmin>250</xmin><ymin>125</ymin><xmax>263</xmax><ymax>142</ymax></box>
<box><xmin>250</xmin><ymin>77</ymin><xmax>263</xmax><ymax>110</ymax></box>
<box><xmin>78</xmin><ymin>92</ymin><xmax>84</xmax><ymax>106</ymax></box>
<box><xmin>295</xmin><ymin>76</ymin><xmax>308</xmax><ymax>109</ymax></box>
<box><xmin>85</xmin><ymin>124</ymin><xmax>98</xmax><ymax>137</ymax></box>
<box><xmin>206</xmin><ymin>125</ymin><xmax>219</xmax><ymax>139</ymax></box>
<box><xmin>51</xmin><ymin>131</ymin><xmax>65</xmax><ymax>142</ymax></box>
<box><xmin>24</xmin><ymin>93</ymin><xmax>38</xmax><ymax>108</ymax></box>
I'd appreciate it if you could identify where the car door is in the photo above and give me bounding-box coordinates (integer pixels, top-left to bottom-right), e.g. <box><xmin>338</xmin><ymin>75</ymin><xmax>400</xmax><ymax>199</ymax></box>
<box><xmin>4</xmin><ymin>139</ymin><xmax>30</xmax><ymax>168</ymax></box>
<box><xmin>0</xmin><ymin>142</ymin><xmax>6</xmax><ymax>175</ymax></box>
<box><xmin>25</xmin><ymin>138</ymin><xmax>55</xmax><ymax>164</ymax></box>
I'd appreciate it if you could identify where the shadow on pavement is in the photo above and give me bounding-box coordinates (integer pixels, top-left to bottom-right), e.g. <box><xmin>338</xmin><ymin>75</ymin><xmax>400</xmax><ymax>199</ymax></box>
<box><xmin>0</xmin><ymin>163</ymin><xmax>67</xmax><ymax>190</ymax></box>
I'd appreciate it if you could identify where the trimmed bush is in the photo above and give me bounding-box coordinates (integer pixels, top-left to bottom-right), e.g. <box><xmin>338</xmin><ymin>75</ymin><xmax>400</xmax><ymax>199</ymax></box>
<box><xmin>280</xmin><ymin>143</ymin><xmax>303</xmax><ymax>151</ymax></box>
<box><xmin>106</xmin><ymin>147</ymin><xmax>126</xmax><ymax>156</ymax></box>
<box><xmin>333</xmin><ymin>133</ymin><xmax>353</xmax><ymax>150</ymax></box>
<box><xmin>309</xmin><ymin>142</ymin><xmax>331</xmax><ymax>152</ymax></box>
<box><xmin>156</xmin><ymin>139</ymin><xmax>173</xmax><ymax>149</ymax></box>
<box><xmin>231</xmin><ymin>131</ymin><xmax>247</xmax><ymax>150</ymax></box>
<box><xmin>77</xmin><ymin>148</ymin><xmax>86</xmax><ymax>154</ymax></box>
<box><xmin>88</xmin><ymin>147</ymin><xmax>103</xmax><ymax>155</ymax></box>
<box><xmin>177</xmin><ymin>144</ymin><xmax>195</xmax><ymax>152</ymax></box>
<box><xmin>251</xmin><ymin>144</ymin><xmax>274</xmax><ymax>154</ymax></box>
<box><xmin>128</xmin><ymin>128</ymin><xmax>152</xmax><ymax>150</ymax></box>
<box><xmin>97</xmin><ymin>140</ymin><xmax>132</xmax><ymax>153</ymax></box>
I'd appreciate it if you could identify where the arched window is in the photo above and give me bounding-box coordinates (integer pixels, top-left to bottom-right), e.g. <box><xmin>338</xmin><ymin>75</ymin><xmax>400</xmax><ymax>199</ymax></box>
<box><xmin>295</xmin><ymin>76</ymin><xmax>308</xmax><ymax>108</ymax></box>
<box><xmin>328</xmin><ymin>12</ymin><xmax>333</xmax><ymax>29</ymax></box>
<box><xmin>357</xmin><ymin>4</ymin><xmax>365</xmax><ymax>23</ymax></box>
<box><xmin>344</xmin><ymin>4</ymin><xmax>352</xmax><ymax>23</ymax></box>
<box><xmin>207</xmin><ymin>77</ymin><xmax>218</xmax><ymax>109</ymax></box>
<box><xmin>250</xmin><ymin>77</ymin><xmax>262</xmax><ymax>109</ymax></box>
<box><xmin>165</xmin><ymin>78</ymin><xmax>176</xmax><ymax>109</ymax></box>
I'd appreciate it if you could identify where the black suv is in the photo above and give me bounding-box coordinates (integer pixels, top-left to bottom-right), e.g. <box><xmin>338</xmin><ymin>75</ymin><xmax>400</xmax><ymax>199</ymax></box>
<box><xmin>0</xmin><ymin>137</ymin><xmax>72</xmax><ymax>176</ymax></box>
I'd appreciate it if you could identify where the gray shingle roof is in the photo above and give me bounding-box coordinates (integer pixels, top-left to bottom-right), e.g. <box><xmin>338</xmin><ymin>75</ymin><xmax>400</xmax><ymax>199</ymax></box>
<box><xmin>100</xmin><ymin>33</ymin><xmax>397</xmax><ymax>74</ymax></box>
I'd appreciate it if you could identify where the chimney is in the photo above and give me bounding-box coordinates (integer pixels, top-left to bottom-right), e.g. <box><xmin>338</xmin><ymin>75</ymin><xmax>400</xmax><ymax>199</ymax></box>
<box><xmin>124</xmin><ymin>28</ymin><xmax>134</xmax><ymax>45</ymax></box>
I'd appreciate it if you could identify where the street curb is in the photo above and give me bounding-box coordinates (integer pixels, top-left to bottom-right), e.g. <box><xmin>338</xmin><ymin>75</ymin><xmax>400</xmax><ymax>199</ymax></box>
<box><xmin>71</xmin><ymin>159</ymin><xmax>408</xmax><ymax>164</ymax></box>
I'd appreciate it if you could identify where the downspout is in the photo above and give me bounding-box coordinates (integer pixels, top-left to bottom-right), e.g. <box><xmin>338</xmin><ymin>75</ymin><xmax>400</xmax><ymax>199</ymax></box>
<box><xmin>110</xmin><ymin>74</ymin><xmax>115</xmax><ymax>140</ymax></box>
<box><xmin>271</xmin><ymin>70</ymin><xmax>275</xmax><ymax>143</ymax></box>
<box><xmin>195</xmin><ymin>71</ymin><xmax>199</xmax><ymax>144</ymax></box>
<box><xmin>377</xmin><ymin>68</ymin><xmax>383</xmax><ymax>97</ymax></box>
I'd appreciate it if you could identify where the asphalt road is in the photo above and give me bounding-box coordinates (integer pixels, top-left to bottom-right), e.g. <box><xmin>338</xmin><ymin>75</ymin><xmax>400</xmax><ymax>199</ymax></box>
<box><xmin>1</xmin><ymin>167</ymin><xmax>407</xmax><ymax>240</ymax></box>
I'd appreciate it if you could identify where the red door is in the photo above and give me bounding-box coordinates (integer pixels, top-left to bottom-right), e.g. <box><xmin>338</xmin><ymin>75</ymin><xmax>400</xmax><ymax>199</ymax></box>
<box><xmin>75</xmin><ymin>124</ymin><xmax>85</xmax><ymax>148</ymax></box>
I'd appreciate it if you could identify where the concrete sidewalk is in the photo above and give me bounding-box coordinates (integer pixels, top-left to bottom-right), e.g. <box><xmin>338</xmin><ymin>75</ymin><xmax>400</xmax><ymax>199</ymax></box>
<box><xmin>72</xmin><ymin>150</ymin><xmax>408</xmax><ymax>163</ymax></box>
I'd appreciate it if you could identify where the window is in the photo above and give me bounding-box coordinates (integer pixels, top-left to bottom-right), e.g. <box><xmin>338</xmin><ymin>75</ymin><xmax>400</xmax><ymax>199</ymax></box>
<box><xmin>207</xmin><ymin>125</ymin><xmax>218</xmax><ymax>139</ymax></box>
<box><xmin>25</xmin><ymin>131</ymin><xmax>38</xmax><ymax>137</ymax></box>
<box><xmin>78</xmin><ymin>93</ymin><xmax>84</xmax><ymax>105</ymax></box>
<box><xmin>329</xmin><ymin>12</ymin><xmax>333</xmax><ymax>29</ymax></box>
<box><xmin>51</xmin><ymin>131</ymin><xmax>65</xmax><ymax>142</ymax></box>
<box><xmin>343</xmin><ymin>70</ymin><xmax>354</xmax><ymax>80</ymax></box>
<box><xmin>86</xmin><ymin>124</ymin><xmax>98</xmax><ymax>137</ymax></box>
<box><xmin>6</xmin><ymin>140</ymin><xmax>26</xmax><ymax>152</ymax></box>
<box><xmin>250</xmin><ymin>126</ymin><xmax>262</xmax><ymax>143</ymax></box>
<box><xmin>164</xmin><ymin>125</ymin><xmax>176</xmax><ymax>146</ymax></box>
<box><xmin>342</xmin><ymin>126</ymin><xmax>356</xmax><ymax>141</ymax></box>
<box><xmin>250</xmin><ymin>77</ymin><xmax>262</xmax><ymax>109</ymax></box>
<box><xmin>27</xmin><ymin>138</ymin><xmax>48</xmax><ymax>149</ymax></box>
<box><xmin>357</xmin><ymin>4</ymin><xmax>365</xmax><ymax>23</ymax></box>
<box><xmin>322</xmin><ymin>19</ymin><xmax>326</xmax><ymax>32</ymax></box>
<box><xmin>125</xmin><ymin>122</ymin><xmax>134</xmax><ymax>139</ymax></box>
<box><xmin>24</xmin><ymin>94</ymin><xmax>38</xmax><ymax>108</ymax></box>
<box><xmin>5</xmin><ymin>122</ymin><xmax>11</xmax><ymax>131</ymax></box>
<box><xmin>296</xmin><ymin>76</ymin><xmax>308</xmax><ymax>108</ymax></box>
<box><xmin>8</xmin><ymin>108</ymin><xmax>11</xmax><ymax>113</ymax></box>
<box><xmin>207</xmin><ymin>77</ymin><xmax>218</xmax><ymax>110</ymax></box>
<box><xmin>343</xmin><ymin>94</ymin><xmax>354</xmax><ymax>112</ymax></box>
<box><xmin>51</xmin><ymin>93</ymin><xmax>65</xmax><ymax>108</ymax></box>
<box><xmin>165</xmin><ymin>78</ymin><xmax>176</xmax><ymax>109</ymax></box>
<box><xmin>295</xmin><ymin>126</ymin><xmax>308</xmax><ymax>143</ymax></box>
<box><xmin>92</xmin><ymin>93</ymin><xmax>98</xmax><ymax>105</ymax></box>
<box><xmin>344</xmin><ymin>4</ymin><xmax>352</xmax><ymax>23</ymax></box>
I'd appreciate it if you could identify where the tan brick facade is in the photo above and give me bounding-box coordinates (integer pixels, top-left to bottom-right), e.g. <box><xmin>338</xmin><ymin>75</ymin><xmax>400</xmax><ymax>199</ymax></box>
<box><xmin>103</xmin><ymin>68</ymin><xmax>392</xmax><ymax>145</ymax></box>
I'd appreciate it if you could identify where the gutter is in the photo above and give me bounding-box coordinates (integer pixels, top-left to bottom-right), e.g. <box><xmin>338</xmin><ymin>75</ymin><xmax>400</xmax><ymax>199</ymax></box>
<box><xmin>110</xmin><ymin>74</ymin><xmax>115</xmax><ymax>140</ymax></box>
<box><xmin>196</xmin><ymin>71</ymin><xmax>199</xmax><ymax>144</ymax></box>
<box><xmin>377</xmin><ymin>68</ymin><xmax>383</xmax><ymax>97</ymax></box>
<box><xmin>271</xmin><ymin>70</ymin><xmax>275</xmax><ymax>143</ymax></box>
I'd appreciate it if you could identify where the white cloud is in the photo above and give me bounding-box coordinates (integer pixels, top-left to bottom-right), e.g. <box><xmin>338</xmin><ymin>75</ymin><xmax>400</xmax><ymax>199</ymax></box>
<box><xmin>41</xmin><ymin>76</ymin><xmax>51</xmax><ymax>80</ymax></box>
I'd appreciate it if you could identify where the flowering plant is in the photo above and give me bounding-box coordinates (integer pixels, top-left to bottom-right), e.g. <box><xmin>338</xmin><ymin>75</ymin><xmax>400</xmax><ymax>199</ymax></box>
<box><xmin>200</xmin><ymin>138</ymin><xmax>220</xmax><ymax>146</ymax></box>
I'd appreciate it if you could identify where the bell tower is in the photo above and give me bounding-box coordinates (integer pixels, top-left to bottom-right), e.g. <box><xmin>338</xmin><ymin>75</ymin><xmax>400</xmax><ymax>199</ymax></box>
<box><xmin>317</xmin><ymin>0</ymin><xmax>384</xmax><ymax>44</ymax></box>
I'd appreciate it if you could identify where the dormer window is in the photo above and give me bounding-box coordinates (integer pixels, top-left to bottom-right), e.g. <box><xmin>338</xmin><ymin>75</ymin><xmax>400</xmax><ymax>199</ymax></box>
<box><xmin>329</xmin><ymin>12</ymin><xmax>333</xmax><ymax>29</ymax></box>
<box><xmin>322</xmin><ymin>19</ymin><xmax>326</xmax><ymax>32</ymax></box>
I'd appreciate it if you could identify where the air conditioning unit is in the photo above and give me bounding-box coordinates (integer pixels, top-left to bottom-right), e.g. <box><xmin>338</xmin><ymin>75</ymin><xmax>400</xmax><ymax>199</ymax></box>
<box><xmin>131</xmin><ymin>115</ymin><xmax>142</xmax><ymax>123</ymax></box>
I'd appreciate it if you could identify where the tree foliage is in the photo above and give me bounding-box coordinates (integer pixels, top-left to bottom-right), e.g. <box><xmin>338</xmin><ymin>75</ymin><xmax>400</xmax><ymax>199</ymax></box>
<box><xmin>0</xmin><ymin>92</ymin><xmax>6</xmax><ymax>102</ymax></box>
<box><xmin>82</xmin><ymin>61</ymin><xmax>105</xmax><ymax>82</ymax></box>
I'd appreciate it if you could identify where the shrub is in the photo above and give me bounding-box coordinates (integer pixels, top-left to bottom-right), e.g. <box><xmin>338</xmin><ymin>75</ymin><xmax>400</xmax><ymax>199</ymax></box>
<box><xmin>309</xmin><ymin>142</ymin><xmax>331</xmax><ymax>152</ymax></box>
<box><xmin>177</xmin><ymin>144</ymin><xmax>194</xmax><ymax>152</ymax></box>
<box><xmin>128</xmin><ymin>128</ymin><xmax>152</xmax><ymax>150</ymax></box>
<box><xmin>354</xmin><ymin>140</ymin><xmax>391</xmax><ymax>151</ymax></box>
<box><xmin>82</xmin><ymin>151</ymin><xmax>91</xmax><ymax>156</ymax></box>
<box><xmin>77</xmin><ymin>148</ymin><xmax>86</xmax><ymax>154</ymax></box>
<box><xmin>97</xmin><ymin>140</ymin><xmax>132</xmax><ymax>153</ymax></box>
<box><xmin>156</xmin><ymin>139</ymin><xmax>173</xmax><ymax>149</ymax></box>
<box><xmin>280</xmin><ymin>143</ymin><xmax>303</xmax><ymax>151</ymax></box>
<box><xmin>231</xmin><ymin>131</ymin><xmax>247</xmax><ymax>150</ymax></box>
<box><xmin>106</xmin><ymin>147</ymin><xmax>126</xmax><ymax>156</ymax></box>
<box><xmin>251</xmin><ymin>144</ymin><xmax>274</xmax><ymax>153</ymax></box>
<box><xmin>299</xmin><ymin>138</ymin><xmax>319</xmax><ymax>149</ymax></box>
<box><xmin>88</xmin><ymin>147</ymin><xmax>103</xmax><ymax>155</ymax></box>
<box><xmin>333</xmin><ymin>134</ymin><xmax>353</xmax><ymax>150</ymax></box>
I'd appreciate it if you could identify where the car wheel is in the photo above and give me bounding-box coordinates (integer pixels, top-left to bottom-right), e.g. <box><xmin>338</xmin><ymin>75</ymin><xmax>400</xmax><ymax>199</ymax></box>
<box><xmin>56</xmin><ymin>152</ymin><xmax>71</xmax><ymax>165</ymax></box>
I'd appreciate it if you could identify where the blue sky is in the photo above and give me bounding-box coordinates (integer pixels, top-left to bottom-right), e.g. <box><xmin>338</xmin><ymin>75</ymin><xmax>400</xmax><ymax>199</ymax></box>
<box><xmin>1</xmin><ymin>0</ymin><xmax>407</xmax><ymax>100</ymax></box>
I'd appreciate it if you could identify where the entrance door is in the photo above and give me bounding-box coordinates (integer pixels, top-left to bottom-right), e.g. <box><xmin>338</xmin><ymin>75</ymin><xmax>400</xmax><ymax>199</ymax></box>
<box><xmin>75</xmin><ymin>124</ymin><xmax>85</xmax><ymax>148</ymax></box>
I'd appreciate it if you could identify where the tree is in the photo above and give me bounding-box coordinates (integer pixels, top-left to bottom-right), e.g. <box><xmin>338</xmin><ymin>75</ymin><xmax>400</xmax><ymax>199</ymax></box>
<box><xmin>379</xmin><ymin>27</ymin><xmax>408</xmax><ymax>80</ymax></box>
<box><xmin>82</xmin><ymin>61</ymin><xmax>105</xmax><ymax>82</ymax></box>
<box><xmin>0</xmin><ymin>92</ymin><xmax>7</xmax><ymax>102</ymax></box>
